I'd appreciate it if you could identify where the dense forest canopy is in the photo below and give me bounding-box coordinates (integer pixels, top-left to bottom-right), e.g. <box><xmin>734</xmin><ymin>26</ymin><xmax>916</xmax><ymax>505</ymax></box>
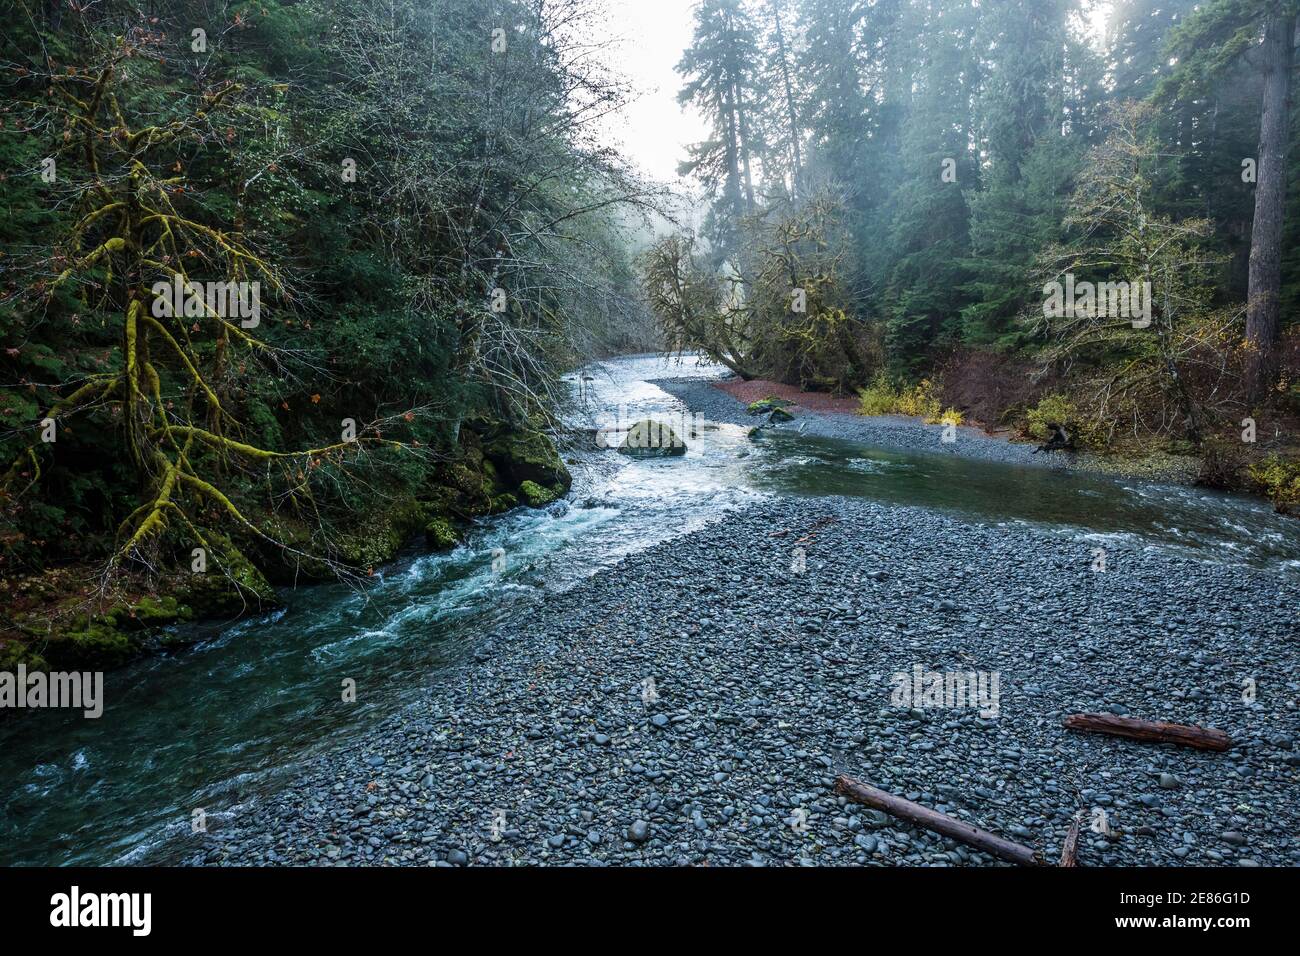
<box><xmin>650</xmin><ymin>0</ymin><xmax>1300</xmax><ymax>457</ymax></box>
<box><xmin>3</xmin><ymin>0</ymin><xmax>1300</xmax><ymax>660</ymax></box>
<box><xmin>0</xmin><ymin>0</ymin><xmax>658</xmax><ymax>615</ymax></box>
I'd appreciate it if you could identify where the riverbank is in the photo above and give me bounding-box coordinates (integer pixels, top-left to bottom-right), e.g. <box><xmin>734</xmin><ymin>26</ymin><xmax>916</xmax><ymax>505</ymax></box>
<box><xmin>188</xmin><ymin>494</ymin><xmax>1300</xmax><ymax>867</ymax></box>
<box><xmin>652</xmin><ymin>376</ymin><xmax>1202</xmax><ymax>483</ymax></box>
<box><xmin>0</xmin><ymin>423</ymin><xmax>573</xmax><ymax>676</ymax></box>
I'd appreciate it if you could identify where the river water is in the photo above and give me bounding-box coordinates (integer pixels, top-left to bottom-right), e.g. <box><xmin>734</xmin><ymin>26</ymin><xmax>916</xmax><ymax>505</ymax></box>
<box><xmin>2</xmin><ymin>353</ymin><xmax>1296</xmax><ymax>865</ymax></box>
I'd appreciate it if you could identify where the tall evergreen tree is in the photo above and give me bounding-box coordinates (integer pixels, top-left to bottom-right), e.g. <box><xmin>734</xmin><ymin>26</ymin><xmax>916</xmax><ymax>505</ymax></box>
<box><xmin>1159</xmin><ymin>0</ymin><xmax>1300</xmax><ymax>404</ymax></box>
<box><xmin>756</xmin><ymin>0</ymin><xmax>806</xmax><ymax>197</ymax></box>
<box><xmin>877</xmin><ymin>0</ymin><xmax>980</xmax><ymax>369</ymax></box>
<box><xmin>677</xmin><ymin>0</ymin><xmax>764</xmax><ymax>255</ymax></box>
<box><xmin>960</xmin><ymin>0</ymin><xmax>1098</xmax><ymax>345</ymax></box>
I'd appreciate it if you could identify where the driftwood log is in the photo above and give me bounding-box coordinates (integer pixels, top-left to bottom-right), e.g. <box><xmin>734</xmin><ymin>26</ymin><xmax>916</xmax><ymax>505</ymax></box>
<box><xmin>834</xmin><ymin>774</ymin><xmax>1042</xmax><ymax>866</ymax></box>
<box><xmin>1063</xmin><ymin>713</ymin><xmax>1232</xmax><ymax>751</ymax></box>
<box><xmin>1060</xmin><ymin>819</ymin><xmax>1080</xmax><ymax>867</ymax></box>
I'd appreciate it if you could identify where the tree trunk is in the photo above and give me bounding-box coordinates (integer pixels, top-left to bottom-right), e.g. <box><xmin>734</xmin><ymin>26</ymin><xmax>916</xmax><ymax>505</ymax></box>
<box><xmin>719</xmin><ymin>84</ymin><xmax>745</xmax><ymax>231</ymax></box>
<box><xmin>834</xmin><ymin>775</ymin><xmax>1042</xmax><ymax>866</ymax></box>
<box><xmin>1245</xmin><ymin>13</ymin><xmax>1295</xmax><ymax>406</ymax></box>
<box><xmin>772</xmin><ymin>0</ymin><xmax>803</xmax><ymax>197</ymax></box>
<box><xmin>735</xmin><ymin>80</ymin><xmax>757</xmax><ymax>214</ymax></box>
<box><xmin>1060</xmin><ymin>819</ymin><xmax>1081</xmax><ymax>867</ymax></box>
<box><xmin>1063</xmin><ymin>713</ymin><xmax>1232</xmax><ymax>751</ymax></box>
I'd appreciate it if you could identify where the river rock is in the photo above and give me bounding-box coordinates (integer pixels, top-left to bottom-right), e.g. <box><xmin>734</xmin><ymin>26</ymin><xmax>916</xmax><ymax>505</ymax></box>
<box><xmin>618</xmin><ymin>419</ymin><xmax>687</xmax><ymax>457</ymax></box>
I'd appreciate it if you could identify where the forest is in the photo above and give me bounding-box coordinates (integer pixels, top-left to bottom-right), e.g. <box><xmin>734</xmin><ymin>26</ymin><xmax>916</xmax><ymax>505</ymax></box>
<box><xmin>2</xmin><ymin>0</ymin><xmax>1300</xmax><ymax>885</ymax></box>
<box><xmin>1</xmin><ymin>0</ymin><xmax>661</xmax><ymax>667</ymax></box>
<box><xmin>652</xmin><ymin>0</ymin><xmax>1300</xmax><ymax>467</ymax></box>
<box><xmin>1</xmin><ymin>1</ymin><xmax>1299</xmax><ymax>661</ymax></box>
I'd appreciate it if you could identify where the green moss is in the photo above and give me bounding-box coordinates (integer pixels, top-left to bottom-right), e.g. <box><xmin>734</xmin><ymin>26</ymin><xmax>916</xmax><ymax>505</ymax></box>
<box><xmin>179</xmin><ymin>534</ymin><xmax>276</xmax><ymax>614</ymax></box>
<box><xmin>20</xmin><ymin>614</ymin><xmax>140</xmax><ymax>669</ymax></box>
<box><xmin>747</xmin><ymin>396</ymin><xmax>792</xmax><ymax>415</ymax></box>
<box><xmin>518</xmin><ymin>480</ymin><xmax>559</xmax><ymax>507</ymax></box>
<box><xmin>0</xmin><ymin>639</ymin><xmax>45</xmax><ymax>671</ymax></box>
<box><xmin>254</xmin><ymin>494</ymin><xmax>427</xmax><ymax>579</ymax></box>
<box><xmin>110</xmin><ymin>594</ymin><xmax>190</xmax><ymax>630</ymax></box>
<box><xmin>4</xmin><ymin>587</ymin><xmax>204</xmax><ymax>671</ymax></box>
<box><xmin>484</xmin><ymin>426</ymin><xmax>572</xmax><ymax>489</ymax></box>
<box><xmin>490</xmin><ymin>492</ymin><xmax>519</xmax><ymax>513</ymax></box>
<box><xmin>446</xmin><ymin>461</ymin><xmax>483</xmax><ymax>495</ymax></box>
<box><xmin>433</xmin><ymin>432</ymin><xmax>506</xmax><ymax>517</ymax></box>
<box><xmin>56</xmin><ymin>621</ymin><xmax>136</xmax><ymax>667</ymax></box>
<box><xmin>618</xmin><ymin>419</ymin><xmax>687</xmax><ymax>457</ymax></box>
<box><xmin>424</xmin><ymin>516</ymin><xmax>461</xmax><ymax>550</ymax></box>
<box><xmin>337</xmin><ymin>499</ymin><xmax>424</xmax><ymax>567</ymax></box>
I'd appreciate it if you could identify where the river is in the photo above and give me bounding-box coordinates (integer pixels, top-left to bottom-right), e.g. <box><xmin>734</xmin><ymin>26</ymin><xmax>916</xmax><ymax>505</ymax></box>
<box><xmin>2</xmin><ymin>353</ymin><xmax>1296</xmax><ymax>865</ymax></box>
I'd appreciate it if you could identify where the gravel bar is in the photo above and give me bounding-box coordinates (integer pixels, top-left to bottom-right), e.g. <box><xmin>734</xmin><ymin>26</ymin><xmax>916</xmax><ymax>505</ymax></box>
<box><xmin>651</xmin><ymin>376</ymin><xmax>1057</xmax><ymax>468</ymax></box>
<box><xmin>192</xmin><ymin>496</ymin><xmax>1300</xmax><ymax>867</ymax></box>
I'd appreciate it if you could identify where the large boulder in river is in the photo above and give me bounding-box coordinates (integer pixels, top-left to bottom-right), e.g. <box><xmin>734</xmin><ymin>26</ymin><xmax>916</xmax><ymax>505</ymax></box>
<box><xmin>618</xmin><ymin>419</ymin><xmax>687</xmax><ymax>457</ymax></box>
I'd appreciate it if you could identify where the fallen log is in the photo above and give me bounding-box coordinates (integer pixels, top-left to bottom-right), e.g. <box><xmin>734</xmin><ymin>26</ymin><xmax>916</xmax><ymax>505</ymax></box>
<box><xmin>834</xmin><ymin>774</ymin><xmax>1042</xmax><ymax>866</ymax></box>
<box><xmin>1060</xmin><ymin>819</ymin><xmax>1080</xmax><ymax>867</ymax></box>
<box><xmin>1062</xmin><ymin>713</ymin><xmax>1232</xmax><ymax>752</ymax></box>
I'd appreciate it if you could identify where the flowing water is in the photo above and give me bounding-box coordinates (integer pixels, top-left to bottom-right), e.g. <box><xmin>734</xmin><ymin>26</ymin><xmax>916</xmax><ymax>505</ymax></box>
<box><xmin>2</xmin><ymin>353</ymin><xmax>1297</xmax><ymax>866</ymax></box>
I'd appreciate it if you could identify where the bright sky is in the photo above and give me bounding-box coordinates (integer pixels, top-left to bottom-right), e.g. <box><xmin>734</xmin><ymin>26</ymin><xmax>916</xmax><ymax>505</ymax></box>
<box><xmin>1084</xmin><ymin>1</ymin><xmax>1114</xmax><ymax>53</ymax></box>
<box><xmin>601</xmin><ymin>0</ymin><xmax>710</xmax><ymax>185</ymax></box>
<box><xmin>599</xmin><ymin>0</ymin><xmax>1114</xmax><ymax>186</ymax></box>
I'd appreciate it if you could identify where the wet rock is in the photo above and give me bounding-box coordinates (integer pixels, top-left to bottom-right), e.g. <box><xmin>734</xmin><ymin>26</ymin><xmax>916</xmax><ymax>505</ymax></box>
<box><xmin>195</xmin><ymin>492</ymin><xmax>1300</xmax><ymax>870</ymax></box>
<box><xmin>618</xmin><ymin>420</ymin><xmax>687</xmax><ymax>458</ymax></box>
